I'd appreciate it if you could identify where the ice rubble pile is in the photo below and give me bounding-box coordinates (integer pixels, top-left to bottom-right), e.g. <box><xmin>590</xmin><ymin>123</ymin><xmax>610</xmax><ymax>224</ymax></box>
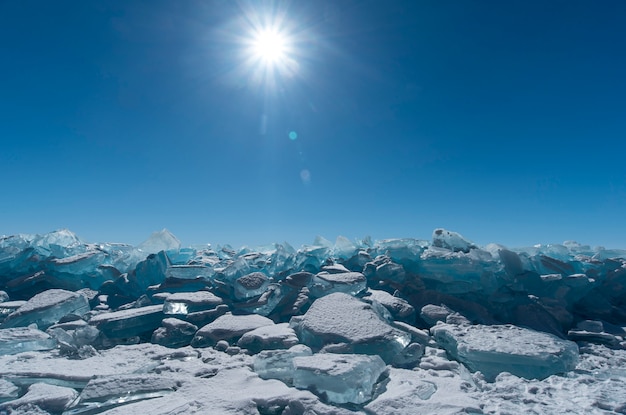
<box><xmin>0</xmin><ymin>228</ymin><xmax>625</xmax><ymax>414</ymax></box>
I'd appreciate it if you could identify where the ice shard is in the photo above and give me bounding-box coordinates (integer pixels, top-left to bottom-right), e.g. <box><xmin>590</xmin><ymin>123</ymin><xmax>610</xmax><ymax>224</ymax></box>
<box><xmin>137</xmin><ymin>229</ymin><xmax>181</xmax><ymax>255</ymax></box>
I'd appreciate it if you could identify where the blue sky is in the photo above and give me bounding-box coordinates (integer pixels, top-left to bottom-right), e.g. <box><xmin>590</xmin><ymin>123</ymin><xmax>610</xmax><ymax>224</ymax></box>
<box><xmin>1</xmin><ymin>0</ymin><xmax>625</xmax><ymax>248</ymax></box>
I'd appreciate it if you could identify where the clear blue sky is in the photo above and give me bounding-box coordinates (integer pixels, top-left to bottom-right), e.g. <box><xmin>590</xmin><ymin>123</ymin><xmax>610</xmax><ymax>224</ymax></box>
<box><xmin>1</xmin><ymin>0</ymin><xmax>625</xmax><ymax>248</ymax></box>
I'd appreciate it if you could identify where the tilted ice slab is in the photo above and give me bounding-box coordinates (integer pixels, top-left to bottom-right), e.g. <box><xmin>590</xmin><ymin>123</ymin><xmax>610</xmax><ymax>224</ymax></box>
<box><xmin>308</xmin><ymin>271</ymin><xmax>367</xmax><ymax>298</ymax></box>
<box><xmin>89</xmin><ymin>305</ymin><xmax>164</xmax><ymax>339</ymax></box>
<box><xmin>162</xmin><ymin>291</ymin><xmax>223</xmax><ymax>315</ymax></box>
<box><xmin>253</xmin><ymin>344</ymin><xmax>313</xmax><ymax>384</ymax></box>
<box><xmin>292</xmin><ymin>353</ymin><xmax>387</xmax><ymax>404</ymax></box>
<box><xmin>191</xmin><ymin>312</ymin><xmax>274</xmax><ymax>347</ymax></box>
<box><xmin>431</xmin><ymin>322</ymin><xmax>579</xmax><ymax>381</ymax></box>
<box><xmin>0</xmin><ymin>327</ymin><xmax>56</xmax><ymax>355</ymax></box>
<box><xmin>237</xmin><ymin>322</ymin><xmax>299</xmax><ymax>353</ymax></box>
<box><xmin>67</xmin><ymin>374</ymin><xmax>181</xmax><ymax>415</ymax></box>
<box><xmin>1</xmin><ymin>289</ymin><xmax>89</xmax><ymax>330</ymax></box>
<box><xmin>151</xmin><ymin>318</ymin><xmax>198</xmax><ymax>348</ymax></box>
<box><xmin>291</xmin><ymin>292</ymin><xmax>410</xmax><ymax>363</ymax></box>
<box><xmin>0</xmin><ymin>382</ymin><xmax>78</xmax><ymax>413</ymax></box>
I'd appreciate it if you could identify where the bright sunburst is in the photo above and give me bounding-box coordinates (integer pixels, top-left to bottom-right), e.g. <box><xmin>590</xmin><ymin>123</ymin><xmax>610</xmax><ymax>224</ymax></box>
<box><xmin>252</xmin><ymin>29</ymin><xmax>287</xmax><ymax>63</ymax></box>
<box><xmin>226</xmin><ymin>4</ymin><xmax>306</xmax><ymax>92</ymax></box>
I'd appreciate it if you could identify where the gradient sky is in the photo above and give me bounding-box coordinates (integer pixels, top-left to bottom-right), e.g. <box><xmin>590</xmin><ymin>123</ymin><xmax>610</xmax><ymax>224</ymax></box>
<box><xmin>1</xmin><ymin>0</ymin><xmax>625</xmax><ymax>249</ymax></box>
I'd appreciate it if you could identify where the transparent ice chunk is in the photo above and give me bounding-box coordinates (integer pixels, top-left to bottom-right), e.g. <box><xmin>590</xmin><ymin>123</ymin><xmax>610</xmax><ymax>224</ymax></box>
<box><xmin>0</xmin><ymin>327</ymin><xmax>57</xmax><ymax>355</ymax></box>
<box><xmin>253</xmin><ymin>344</ymin><xmax>313</xmax><ymax>383</ymax></box>
<box><xmin>292</xmin><ymin>353</ymin><xmax>387</xmax><ymax>404</ymax></box>
<box><xmin>137</xmin><ymin>229</ymin><xmax>181</xmax><ymax>256</ymax></box>
<box><xmin>308</xmin><ymin>271</ymin><xmax>367</xmax><ymax>298</ymax></box>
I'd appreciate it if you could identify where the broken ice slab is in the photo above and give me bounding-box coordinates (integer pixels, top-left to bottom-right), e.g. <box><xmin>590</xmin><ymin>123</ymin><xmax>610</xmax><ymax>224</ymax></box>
<box><xmin>432</xmin><ymin>228</ymin><xmax>477</xmax><ymax>253</ymax></box>
<box><xmin>0</xmin><ymin>327</ymin><xmax>57</xmax><ymax>355</ymax></box>
<box><xmin>418</xmin><ymin>247</ymin><xmax>501</xmax><ymax>294</ymax></box>
<box><xmin>47</xmin><ymin>320</ymin><xmax>100</xmax><ymax>356</ymax></box>
<box><xmin>89</xmin><ymin>305</ymin><xmax>164</xmax><ymax>340</ymax></box>
<box><xmin>65</xmin><ymin>374</ymin><xmax>179</xmax><ymax>415</ymax></box>
<box><xmin>431</xmin><ymin>323</ymin><xmax>579</xmax><ymax>381</ymax></box>
<box><xmin>164</xmin><ymin>265</ymin><xmax>214</xmax><ymax>280</ymax></box>
<box><xmin>291</xmin><ymin>292</ymin><xmax>411</xmax><ymax>363</ymax></box>
<box><xmin>420</xmin><ymin>304</ymin><xmax>455</xmax><ymax>326</ymax></box>
<box><xmin>362</xmin><ymin>289</ymin><xmax>415</xmax><ymax>322</ymax></box>
<box><xmin>232</xmin><ymin>284</ymin><xmax>283</xmax><ymax>316</ymax></box>
<box><xmin>253</xmin><ymin>344</ymin><xmax>313</xmax><ymax>384</ymax></box>
<box><xmin>162</xmin><ymin>291</ymin><xmax>223</xmax><ymax>315</ymax></box>
<box><xmin>364</xmin><ymin>366</ymin><xmax>484</xmax><ymax>415</ymax></box>
<box><xmin>292</xmin><ymin>353</ymin><xmax>387</xmax><ymax>404</ymax></box>
<box><xmin>364</xmin><ymin>368</ymin><xmax>436</xmax><ymax>414</ymax></box>
<box><xmin>1</xmin><ymin>289</ymin><xmax>90</xmax><ymax>330</ymax></box>
<box><xmin>567</xmin><ymin>320</ymin><xmax>624</xmax><ymax>347</ymax></box>
<box><xmin>31</xmin><ymin>229</ymin><xmax>85</xmax><ymax>258</ymax></box>
<box><xmin>191</xmin><ymin>312</ymin><xmax>274</xmax><ymax>348</ymax></box>
<box><xmin>237</xmin><ymin>322</ymin><xmax>299</xmax><ymax>353</ymax></box>
<box><xmin>124</xmin><ymin>251</ymin><xmax>170</xmax><ymax>299</ymax></box>
<box><xmin>0</xmin><ymin>379</ymin><xmax>19</xmax><ymax>403</ymax></box>
<box><xmin>0</xmin><ymin>301</ymin><xmax>26</xmax><ymax>324</ymax></box>
<box><xmin>0</xmin><ymin>382</ymin><xmax>78</xmax><ymax>413</ymax></box>
<box><xmin>234</xmin><ymin>272</ymin><xmax>270</xmax><ymax>300</ymax></box>
<box><xmin>151</xmin><ymin>318</ymin><xmax>198</xmax><ymax>348</ymax></box>
<box><xmin>369</xmin><ymin>239</ymin><xmax>428</xmax><ymax>267</ymax></box>
<box><xmin>308</xmin><ymin>271</ymin><xmax>367</xmax><ymax>298</ymax></box>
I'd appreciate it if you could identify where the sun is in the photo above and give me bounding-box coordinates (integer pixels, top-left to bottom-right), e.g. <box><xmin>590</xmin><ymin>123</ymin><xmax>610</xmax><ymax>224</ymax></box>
<box><xmin>253</xmin><ymin>29</ymin><xmax>287</xmax><ymax>63</ymax></box>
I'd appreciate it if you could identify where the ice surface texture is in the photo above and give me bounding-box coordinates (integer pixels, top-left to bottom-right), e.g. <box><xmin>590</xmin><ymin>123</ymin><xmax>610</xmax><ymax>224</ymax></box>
<box><xmin>431</xmin><ymin>323</ymin><xmax>580</xmax><ymax>381</ymax></box>
<box><xmin>1</xmin><ymin>228</ymin><xmax>626</xmax><ymax>413</ymax></box>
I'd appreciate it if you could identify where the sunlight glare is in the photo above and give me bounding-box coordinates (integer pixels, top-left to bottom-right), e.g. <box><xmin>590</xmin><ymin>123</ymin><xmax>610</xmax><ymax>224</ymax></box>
<box><xmin>253</xmin><ymin>29</ymin><xmax>287</xmax><ymax>63</ymax></box>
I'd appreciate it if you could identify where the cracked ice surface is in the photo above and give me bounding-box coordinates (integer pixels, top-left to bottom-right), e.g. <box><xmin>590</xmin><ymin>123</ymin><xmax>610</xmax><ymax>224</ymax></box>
<box><xmin>0</xmin><ymin>228</ymin><xmax>625</xmax><ymax>413</ymax></box>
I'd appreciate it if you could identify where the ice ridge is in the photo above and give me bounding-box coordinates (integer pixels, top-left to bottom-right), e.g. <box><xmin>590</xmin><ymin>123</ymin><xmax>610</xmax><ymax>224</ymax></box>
<box><xmin>0</xmin><ymin>228</ymin><xmax>625</xmax><ymax>413</ymax></box>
